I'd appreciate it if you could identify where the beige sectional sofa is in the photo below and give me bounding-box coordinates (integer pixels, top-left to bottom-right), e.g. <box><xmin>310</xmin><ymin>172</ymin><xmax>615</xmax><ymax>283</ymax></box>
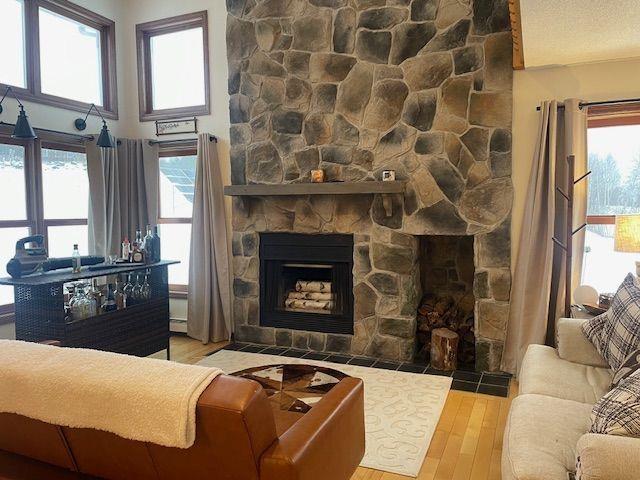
<box><xmin>502</xmin><ymin>317</ymin><xmax>640</xmax><ymax>480</ymax></box>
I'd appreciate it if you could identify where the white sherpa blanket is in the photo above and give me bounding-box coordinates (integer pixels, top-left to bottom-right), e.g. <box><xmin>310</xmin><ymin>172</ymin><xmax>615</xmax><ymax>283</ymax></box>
<box><xmin>0</xmin><ymin>340</ymin><xmax>222</xmax><ymax>448</ymax></box>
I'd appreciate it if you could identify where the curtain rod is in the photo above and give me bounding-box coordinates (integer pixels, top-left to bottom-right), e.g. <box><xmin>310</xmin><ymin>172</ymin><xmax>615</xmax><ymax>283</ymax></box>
<box><xmin>535</xmin><ymin>97</ymin><xmax>640</xmax><ymax>111</ymax></box>
<box><xmin>148</xmin><ymin>135</ymin><xmax>217</xmax><ymax>146</ymax></box>
<box><xmin>0</xmin><ymin>121</ymin><xmax>94</xmax><ymax>141</ymax></box>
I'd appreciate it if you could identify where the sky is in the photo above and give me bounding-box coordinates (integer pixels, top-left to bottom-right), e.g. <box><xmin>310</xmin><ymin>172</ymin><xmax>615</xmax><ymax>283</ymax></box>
<box><xmin>588</xmin><ymin>124</ymin><xmax>640</xmax><ymax>178</ymax></box>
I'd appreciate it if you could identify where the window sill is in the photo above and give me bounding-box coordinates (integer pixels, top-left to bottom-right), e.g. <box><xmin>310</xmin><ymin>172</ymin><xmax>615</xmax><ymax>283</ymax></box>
<box><xmin>169</xmin><ymin>290</ymin><xmax>188</xmax><ymax>300</ymax></box>
<box><xmin>2</xmin><ymin>84</ymin><xmax>118</xmax><ymax>120</ymax></box>
<box><xmin>139</xmin><ymin>104</ymin><xmax>210</xmax><ymax>123</ymax></box>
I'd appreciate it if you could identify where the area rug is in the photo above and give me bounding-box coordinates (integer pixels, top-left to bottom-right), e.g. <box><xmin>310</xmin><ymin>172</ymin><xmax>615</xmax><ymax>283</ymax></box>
<box><xmin>198</xmin><ymin>349</ymin><xmax>452</xmax><ymax>477</ymax></box>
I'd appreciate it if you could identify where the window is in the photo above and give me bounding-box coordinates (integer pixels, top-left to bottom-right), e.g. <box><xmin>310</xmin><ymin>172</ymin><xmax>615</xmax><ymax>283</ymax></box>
<box><xmin>0</xmin><ymin>132</ymin><xmax>89</xmax><ymax>311</ymax></box>
<box><xmin>0</xmin><ymin>0</ymin><xmax>27</xmax><ymax>89</ymax></box>
<box><xmin>0</xmin><ymin>0</ymin><xmax>117</xmax><ymax>118</ymax></box>
<box><xmin>0</xmin><ymin>141</ymin><xmax>31</xmax><ymax>311</ymax></box>
<box><xmin>41</xmin><ymin>146</ymin><xmax>89</xmax><ymax>257</ymax></box>
<box><xmin>583</xmin><ymin>114</ymin><xmax>640</xmax><ymax>294</ymax></box>
<box><xmin>158</xmin><ymin>149</ymin><xmax>196</xmax><ymax>289</ymax></box>
<box><xmin>136</xmin><ymin>11</ymin><xmax>210</xmax><ymax>121</ymax></box>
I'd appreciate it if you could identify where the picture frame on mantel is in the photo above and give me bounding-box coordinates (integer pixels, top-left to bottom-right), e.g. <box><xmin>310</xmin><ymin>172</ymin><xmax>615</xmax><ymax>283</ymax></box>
<box><xmin>155</xmin><ymin>117</ymin><xmax>198</xmax><ymax>136</ymax></box>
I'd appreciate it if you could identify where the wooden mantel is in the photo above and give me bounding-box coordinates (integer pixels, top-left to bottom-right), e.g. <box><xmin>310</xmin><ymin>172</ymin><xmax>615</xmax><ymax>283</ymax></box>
<box><xmin>223</xmin><ymin>181</ymin><xmax>406</xmax><ymax>216</ymax></box>
<box><xmin>223</xmin><ymin>180</ymin><xmax>405</xmax><ymax>196</ymax></box>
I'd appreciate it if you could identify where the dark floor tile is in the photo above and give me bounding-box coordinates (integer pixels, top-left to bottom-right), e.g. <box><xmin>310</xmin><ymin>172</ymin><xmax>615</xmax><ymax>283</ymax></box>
<box><xmin>398</xmin><ymin>363</ymin><xmax>427</xmax><ymax>374</ymax></box>
<box><xmin>224</xmin><ymin>342</ymin><xmax>247</xmax><ymax>351</ymax></box>
<box><xmin>425</xmin><ymin>368</ymin><xmax>453</xmax><ymax>377</ymax></box>
<box><xmin>302</xmin><ymin>351</ymin><xmax>330</xmax><ymax>361</ymax></box>
<box><xmin>325</xmin><ymin>354</ymin><xmax>352</xmax><ymax>364</ymax></box>
<box><xmin>373</xmin><ymin>360</ymin><xmax>401</xmax><ymax>371</ymax></box>
<box><xmin>456</xmin><ymin>363</ymin><xmax>477</xmax><ymax>372</ymax></box>
<box><xmin>451</xmin><ymin>379</ymin><xmax>478</xmax><ymax>392</ymax></box>
<box><xmin>241</xmin><ymin>344</ymin><xmax>267</xmax><ymax>353</ymax></box>
<box><xmin>261</xmin><ymin>346</ymin><xmax>289</xmax><ymax>356</ymax></box>
<box><xmin>481</xmin><ymin>373</ymin><xmax>511</xmax><ymax>387</ymax></box>
<box><xmin>477</xmin><ymin>384</ymin><xmax>509</xmax><ymax>397</ymax></box>
<box><xmin>349</xmin><ymin>357</ymin><xmax>377</xmax><ymax>367</ymax></box>
<box><xmin>280</xmin><ymin>349</ymin><xmax>307</xmax><ymax>358</ymax></box>
<box><xmin>453</xmin><ymin>370</ymin><xmax>482</xmax><ymax>382</ymax></box>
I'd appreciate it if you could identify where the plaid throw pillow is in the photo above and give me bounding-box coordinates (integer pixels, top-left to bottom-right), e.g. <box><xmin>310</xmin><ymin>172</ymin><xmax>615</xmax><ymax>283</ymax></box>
<box><xmin>582</xmin><ymin>274</ymin><xmax>640</xmax><ymax>370</ymax></box>
<box><xmin>590</xmin><ymin>368</ymin><xmax>640</xmax><ymax>437</ymax></box>
<box><xmin>611</xmin><ymin>348</ymin><xmax>640</xmax><ymax>389</ymax></box>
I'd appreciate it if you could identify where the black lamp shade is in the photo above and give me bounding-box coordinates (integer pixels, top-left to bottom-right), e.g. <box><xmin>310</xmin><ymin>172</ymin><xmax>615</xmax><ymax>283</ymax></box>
<box><xmin>96</xmin><ymin>121</ymin><xmax>115</xmax><ymax>148</ymax></box>
<box><xmin>12</xmin><ymin>106</ymin><xmax>37</xmax><ymax>139</ymax></box>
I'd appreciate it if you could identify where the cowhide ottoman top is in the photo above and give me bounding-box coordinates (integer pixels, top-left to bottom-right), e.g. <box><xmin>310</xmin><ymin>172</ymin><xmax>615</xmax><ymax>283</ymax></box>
<box><xmin>231</xmin><ymin>363</ymin><xmax>349</xmax><ymax>415</ymax></box>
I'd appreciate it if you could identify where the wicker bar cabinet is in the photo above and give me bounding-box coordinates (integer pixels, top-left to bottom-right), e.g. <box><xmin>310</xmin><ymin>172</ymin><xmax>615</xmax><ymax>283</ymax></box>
<box><xmin>0</xmin><ymin>261</ymin><xmax>178</xmax><ymax>359</ymax></box>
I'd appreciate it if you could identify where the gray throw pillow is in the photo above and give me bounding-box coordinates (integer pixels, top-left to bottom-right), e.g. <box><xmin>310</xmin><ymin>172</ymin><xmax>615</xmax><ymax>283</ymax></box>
<box><xmin>582</xmin><ymin>273</ymin><xmax>640</xmax><ymax>371</ymax></box>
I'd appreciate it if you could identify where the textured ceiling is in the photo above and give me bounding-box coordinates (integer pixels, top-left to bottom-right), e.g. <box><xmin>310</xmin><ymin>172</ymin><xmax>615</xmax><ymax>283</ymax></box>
<box><xmin>520</xmin><ymin>0</ymin><xmax>640</xmax><ymax>67</ymax></box>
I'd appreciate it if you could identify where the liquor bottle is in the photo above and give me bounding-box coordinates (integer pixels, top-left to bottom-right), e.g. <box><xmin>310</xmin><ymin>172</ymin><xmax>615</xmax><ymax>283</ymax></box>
<box><xmin>102</xmin><ymin>284</ymin><xmax>118</xmax><ymax>312</ymax></box>
<box><xmin>115</xmin><ymin>281</ymin><xmax>126</xmax><ymax>309</ymax></box>
<box><xmin>72</xmin><ymin>244</ymin><xmax>81</xmax><ymax>273</ymax></box>
<box><xmin>70</xmin><ymin>284</ymin><xmax>92</xmax><ymax>321</ymax></box>
<box><xmin>123</xmin><ymin>274</ymin><xmax>134</xmax><ymax>306</ymax></box>
<box><xmin>122</xmin><ymin>237</ymin><xmax>130</xmax><ymax>261</ymax></box>
<box><xmin>143</xmin><ymin>225</ymin><xmax>154</xmax><ymax>264</ymax></box>
<box><xmin>152</xmin><ymin>226</ymin><xmax>161</xmax><ymax>262</ymax></box>
<box><xmin>131</xmin><ymin>244</ymin><xmax>144</xmax><ymax>263</ymax></box>
<box><xmin>87</xmin><ymin>279</ymin><xmax>101</xmax><ymax>316</ymax></box>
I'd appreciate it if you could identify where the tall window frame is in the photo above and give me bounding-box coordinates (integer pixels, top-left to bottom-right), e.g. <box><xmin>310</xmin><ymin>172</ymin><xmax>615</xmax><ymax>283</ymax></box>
<box><xmin>0</xmin><ymin>0</ymin><xmax>118</xmax><ymax>119</ymax></box>
<box><xmin>586</xmin><ymin>103</ymin><xmax>640</xmax><ymax>227</ymax></box>
<box><xmin>135</xmin><ymin>11</ymin><xmax>210</xmax><ymax>122</ymax></box>
<box><xmin>158</xmin><ymin>144</ymin><xmax>197</xmax><ymax>296</ymax></box>
<box><xmin>0</xmin><ymin>126</ymin><xmax>89</xmax><ymax>317</ymax></box>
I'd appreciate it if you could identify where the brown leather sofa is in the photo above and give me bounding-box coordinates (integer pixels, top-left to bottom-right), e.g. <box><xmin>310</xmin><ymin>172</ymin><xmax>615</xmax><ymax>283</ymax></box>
<box><xmin>0</xmin><ymin>374</ymin><xmax>365</xmax><ymax>480</ymax></box>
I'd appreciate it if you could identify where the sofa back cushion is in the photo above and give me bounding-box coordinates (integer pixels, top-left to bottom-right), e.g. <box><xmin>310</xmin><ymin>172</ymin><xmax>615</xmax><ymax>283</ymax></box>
<box><xmin>591</xmin><ymin>368</ymin><xmax>640</xmax><ymax>437</ymax></box>
<box><xmin>0</xmin><ymin>375</ymin><xmax>278</xmax><ymax>480</ymax></box>
<box><xmin>582</xmin><ymin>273</ymin><xmax>640</xmax><ymax>370</ymax></box>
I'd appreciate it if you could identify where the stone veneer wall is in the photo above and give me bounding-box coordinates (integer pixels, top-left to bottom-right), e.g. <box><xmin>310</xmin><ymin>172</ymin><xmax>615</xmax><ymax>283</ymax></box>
<box><xmin>226</xmin><ymin>0</ymin><xmax>513</xmax><ymax>370</ymax></box>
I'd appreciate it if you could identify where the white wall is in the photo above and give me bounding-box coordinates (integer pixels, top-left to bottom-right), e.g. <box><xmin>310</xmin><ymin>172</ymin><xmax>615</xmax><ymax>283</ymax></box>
<box><xmin>117</xmin><ymin>0</ymin><xmax>232</xmax><ymax>321</ymax></box>
<box><xmin>512</xmin><ymin>58</ymin><xmax>640</xmax><ymax>264</ymax></box>
<box><xmin>118</xmin><ymin>0</ymin><xmax>231</xmax><ymax>177</ymax></box>
<box><xmin>2</xmin><ymin>0</ymin><xmax>232</xmax><ymax>322</ymax></box>
<box><xmin>0</xmin><ymin>0</ymin><xmax>127</xmax><ymax>137</ymax></box>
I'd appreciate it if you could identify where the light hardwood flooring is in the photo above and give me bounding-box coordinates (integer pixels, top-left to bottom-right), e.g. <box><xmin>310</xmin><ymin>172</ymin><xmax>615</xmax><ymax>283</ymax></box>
<box><xmin>169</xmin><ymin>334</ymin><xmax>516</xmax><ymax>480</ymax></box>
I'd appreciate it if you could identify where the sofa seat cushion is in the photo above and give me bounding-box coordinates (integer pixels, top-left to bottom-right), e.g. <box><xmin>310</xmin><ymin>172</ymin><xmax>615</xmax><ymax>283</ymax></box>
<box><xmin>502</xmin><ymin>394</ymin><xmax>592</xmax><ymax>480</ymax></box>
<box><xmin>520</xmin><ymin>344</ymin><xmax>612</xmax><ymax>404</ymax></box>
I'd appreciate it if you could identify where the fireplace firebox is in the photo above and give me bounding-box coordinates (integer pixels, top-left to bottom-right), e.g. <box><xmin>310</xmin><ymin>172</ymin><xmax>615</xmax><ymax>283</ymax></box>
<box><xmin>259</xmin><ymin>233</ymin><xmax>354</xmax><ymax>335</ymax></box>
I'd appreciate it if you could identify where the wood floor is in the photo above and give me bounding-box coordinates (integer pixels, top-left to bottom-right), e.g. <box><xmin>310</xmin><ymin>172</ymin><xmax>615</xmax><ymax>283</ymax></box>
<box><xmin>168</xmin><ymin>334</ymin><xmax>516</xmax><ymax>480</ymax></box>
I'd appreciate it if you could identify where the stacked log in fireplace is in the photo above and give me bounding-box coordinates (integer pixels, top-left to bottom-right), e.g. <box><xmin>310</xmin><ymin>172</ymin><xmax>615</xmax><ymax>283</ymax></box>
<box><xmin>284</xmin><ymin>281</ymin><xmax>335</xmax><ymax>313</ymax></box>
<box><xmin>416</xmin><ymin>292</ymin><xmax>475</xmax><ymax>367</ymax></box>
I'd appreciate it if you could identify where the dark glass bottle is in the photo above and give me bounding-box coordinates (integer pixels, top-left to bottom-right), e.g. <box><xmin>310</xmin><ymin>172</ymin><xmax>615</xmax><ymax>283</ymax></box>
<box><xmin>152</xmin><ymin>226</ymin><xmax>161</xmax><ymax>262</ymax></box>
<box><xmin>143</xmin><ymin>225</ymin><xmax>154</xmax><ymax>264</ymax></box>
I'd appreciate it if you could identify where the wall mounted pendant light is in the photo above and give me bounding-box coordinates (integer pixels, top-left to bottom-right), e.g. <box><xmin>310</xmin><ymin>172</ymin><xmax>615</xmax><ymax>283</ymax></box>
<box><xmin>74</xmin><ymin>103</ymin><xmax>116</xmax><ymax>148</ymax></box>
<box><xmin>0</xmin><ymin>86</ymin><xmax>37</xmax><ymax>139</ymax></box>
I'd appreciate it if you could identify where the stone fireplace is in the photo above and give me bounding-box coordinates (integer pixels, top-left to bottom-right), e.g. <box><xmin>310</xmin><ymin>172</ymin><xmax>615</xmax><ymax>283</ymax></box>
<box><xmin>226</xmin><ymin>0</ymin><xmax>513</xmax><ymax>371</ymax></box>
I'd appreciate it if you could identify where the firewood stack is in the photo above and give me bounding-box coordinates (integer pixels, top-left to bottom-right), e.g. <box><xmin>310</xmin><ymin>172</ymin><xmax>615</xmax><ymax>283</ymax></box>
<box><xmin>284</xmin><ymin>281</ymin><xmax>335</xmax><ymax>312</ymax></box>
<box><xmin>416</xmin><ymin>292</ymin><xmax>475</xmax><ymax>366</ymax></box>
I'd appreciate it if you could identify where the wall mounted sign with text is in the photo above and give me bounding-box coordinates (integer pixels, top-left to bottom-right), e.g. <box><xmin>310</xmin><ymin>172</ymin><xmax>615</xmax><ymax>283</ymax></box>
<box><xmin>155</xmin><ymin>117</ymin><xmax>198</xmax><ymax>136</ymax></box>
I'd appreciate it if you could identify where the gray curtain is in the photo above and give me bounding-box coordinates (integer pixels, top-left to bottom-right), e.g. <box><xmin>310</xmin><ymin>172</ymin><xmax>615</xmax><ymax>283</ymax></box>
<box><xmin>502</xmin><ymin>99</ymin><xmax>587</xmax><ymax>375</ymax></box>
<box><xmin>187</xmin><ymin>134</ymin><xmax>232</xmax><ymax>343</ymax></box>
<box><xmin>87</xmin><ymin>139</ymin><xmax>159</xmax><ymax>257</ymax></box>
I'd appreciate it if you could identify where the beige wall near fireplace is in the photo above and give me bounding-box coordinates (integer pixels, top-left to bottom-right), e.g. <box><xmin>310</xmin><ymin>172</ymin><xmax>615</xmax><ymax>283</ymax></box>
<box><xmin>511</xmin><ymin>57</ymin><xmax>640</xmax><ymax>268</ymax></box>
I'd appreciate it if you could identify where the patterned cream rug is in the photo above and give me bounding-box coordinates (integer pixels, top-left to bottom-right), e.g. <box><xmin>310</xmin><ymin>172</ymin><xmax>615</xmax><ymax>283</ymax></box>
<box><xmin>198</xmin><ymin>349</ymin><xmax>452</xmax><ymax>477</ymax></box>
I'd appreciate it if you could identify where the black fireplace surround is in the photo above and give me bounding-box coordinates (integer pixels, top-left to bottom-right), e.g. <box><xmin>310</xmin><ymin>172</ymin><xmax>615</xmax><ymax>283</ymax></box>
<box><xmin>259</xmin><ymin>233</ymin><xmax>354</xmax><ymax>335</ymax></box>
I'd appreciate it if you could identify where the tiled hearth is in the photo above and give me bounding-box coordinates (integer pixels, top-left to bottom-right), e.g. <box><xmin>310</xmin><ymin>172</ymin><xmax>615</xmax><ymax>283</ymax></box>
<box><xmin>220</xmin><ymin>341</ymin><xmax>511</xmax><ymax>397</ymax></box>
